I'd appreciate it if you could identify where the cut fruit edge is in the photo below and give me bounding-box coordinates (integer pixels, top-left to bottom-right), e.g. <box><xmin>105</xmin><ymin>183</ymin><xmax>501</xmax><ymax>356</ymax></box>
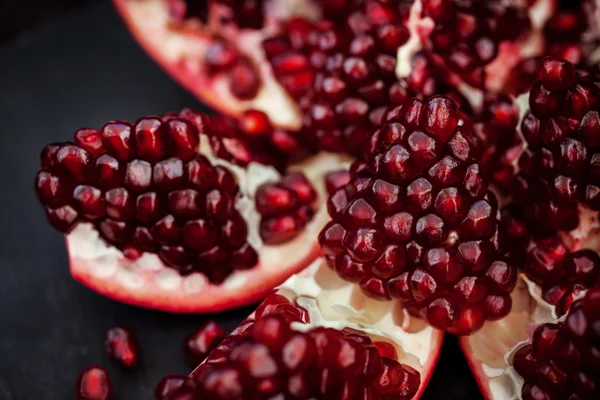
<box><xmin>112</xmin><ymin>0</ymin><xmax>312</xmax><ymax>130</ymax></box>
<box><xmin>458</xmin><ymin>275</ymin><xmax>563</xmax><ymax>400</ymax></box>
<box><xmin>67</xmin><ymin>140</ymin><xmax>350</xmax><ymax>313</ymax></box>
<box><xmin>190</xmin><ymin>257</ymin><xmax>445</xmax><ymax>399</ymax></box>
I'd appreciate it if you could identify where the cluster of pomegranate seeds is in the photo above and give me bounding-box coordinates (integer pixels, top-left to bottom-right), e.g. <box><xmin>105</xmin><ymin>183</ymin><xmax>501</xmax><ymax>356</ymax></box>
<box><xmin>180</xmin><ymin>108</ymin><xmax>310</xmax><ymax>171</ymax></box>
<box><xmin>508</xmin><ymin>56</ymin><xmax>600</xmax><ymax>232</ymax></box>
<box><xmin>104</xmin><ymin>326</ymin><xmax>142</xmax><ymax>370</ymax></box>
<box><xmin>500</xmin><ymin>205</ymin><xmax>600</xmax><ymax>317</ymax></box>
<box><xmin>319</xmin><ymin>95</ymin><xmax>516</xmax><ymax>334</ymax></box>
<box><xmin>512</xmin><ymin>287</ymin><xmax>600</xmax><ymax>399</ymax></box>
<box><xmin>421</xmin><ymin>0</ymin><xmax>531</xmax><ymax>88</ymax></box>
<box><xmin>183</xmin><ymin>320</ymin><xmax>226</xmax><ymax>366</ymax></box>
<box><xmin>262</xmin><ymin>1</ymin><xmax>411</xmax><ymax>154</ymax></box>
<box><xmin>522</xmin><ymin>238</ymin><xmax>600</xmax><ymax>316</ymax></box>
<box><xmin>506</xmin><ymin>2</ymin><xmax>593</xmax><ymax>95</ymax></box>
<box><xmin>476</xmin><ymin>94</ymin><xmax>522</xmax><ymax>191</ymax></box>
<box><xmin>204</xmin><ymin>39</ymin><xmax>263</xmax><ymax>100</ymax></box>
<box><xmin>76</xmin><ymin>365</ymin><xmax>114</xmax><ymax>400</ymax></box>
<box><xmin>156</xmin><ymin>293</ymin><xmax>420</xmax><ymax>399</ymax></box>
<box><xmin>34</xmin><ymin>113</ymin><xmax>260</xmax><ymax>283</ymax></box>
<box><xmin>255</xmin><ymin>172</ymin><xmax>317</xmax><ymax>244</ymax></box>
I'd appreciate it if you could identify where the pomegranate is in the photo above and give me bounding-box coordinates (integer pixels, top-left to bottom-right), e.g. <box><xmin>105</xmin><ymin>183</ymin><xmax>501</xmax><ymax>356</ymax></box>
<box><xmin>104</xmin><ymin>325</ymin><xmax>142</xmax><ymax>369</ymax></box>
<box><xmin>158</xmin><ymin>259</ymin><xmax>444</xmax><ymax>399</ymax></box>
<box><xmin>76</xmin><ymin>365</ymin><xmax>114</xmax><ymax>400</ymax></box>
<box><xmin>34</xmin><ymin>110</ymin><xmax>348</xmax><ymax>312</ymax></box>
<box><xmin>113</xmin><ymin>0</ymin><xmax>557</xmax><ymax>144</ymax></box>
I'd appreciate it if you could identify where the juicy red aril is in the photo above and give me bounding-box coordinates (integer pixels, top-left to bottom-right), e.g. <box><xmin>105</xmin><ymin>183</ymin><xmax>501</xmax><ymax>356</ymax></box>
<box><xmin>55</xmin><ymin>144</ymin><xmax>93</xmax><ymax>183</ymax></box>
<box><xmin>205</xmin><ymin>40</ymin><xmax>239</xmax><ymax>74</ymax></box>
<box><xmin>73</xmin><ymin>185</ymin><xmax>105</xmax><ymax>220</ymax></box>
<box><xmin>538</xmin><ymin>56</ymin><xmax>576</xmax><ymax>91</ymax></box>
<box><xmin>325</xmin><ymin>169</ymin><xmax>351</xmax><ymax>195</ymax></box>
<box><xmin>104</xmin><ymin>325</ymin><xmax>141</xmax><ymax>370</ymax></box>
<box><xmin>76</xmin><ymin>365</ymin><xmax>113</xmax><ymax>400</ymax></box>
<box><xmin>75</xmin><ymin>128</ymin><xmax>105</xmax><ymax>158</ymax></box>
<box><xmin>35</xmin><ymin>112</ymin><xmax>259</xmax><ymax>282</ymax></box>
<box><xmin>135</xmin><ymin>117</ymin><xmax>167</xmax><ymax>162</ymax></box>
<box><xmin>166</xmin><ymin>119</ymin><xmax>199</xmax><ymax>161</ymax></box>
<box><xmin>320</xmin><ymin>96</ymin><xmax>512</xmax><ymax>334</ymax></box>
<box><xmin>154</xmin><ymin>375</ymin><xmax>187</xmax><ymax>400</ymax></box>
<box><xmin>102</xmin><ymin>122</ymin><xmax>135</xmax><ymax>161</ymax></box>
<box><xmin>183</xmin><ymin>321</ymin><xmax>226</xmax><ymax>366</ymax></box>
<box><xmin>255</xmin><ymin>172</ymin><xmax>317</xmax><ymax>244</ymax></box>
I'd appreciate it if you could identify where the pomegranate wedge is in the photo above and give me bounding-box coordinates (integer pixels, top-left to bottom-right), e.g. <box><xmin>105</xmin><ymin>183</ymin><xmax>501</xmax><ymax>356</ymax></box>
<box><xmin>35</xmin><ymin>111</ymin><xmax>348</xmax><ymax>312</ymax></box>
<box><xmin>156</xmin><ymin>259</ymin><xmax>444</xmax><ymax>399</ymax></box>
<box><xmin>460</xmin><ymin>285</ymin><xmax>600</xmax><ymax>400</ymax></box>
<box><xmin>114</xmin><ymin>0</ymin><xmax>556</xmax><ymax>148</ymax></box>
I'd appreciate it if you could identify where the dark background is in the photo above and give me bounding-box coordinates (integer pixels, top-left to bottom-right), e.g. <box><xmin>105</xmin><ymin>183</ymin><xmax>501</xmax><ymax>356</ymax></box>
<box><xmin>0</xmin><ymin>1</ymin><xmax>482</xmax><ymax>399</ymax></box>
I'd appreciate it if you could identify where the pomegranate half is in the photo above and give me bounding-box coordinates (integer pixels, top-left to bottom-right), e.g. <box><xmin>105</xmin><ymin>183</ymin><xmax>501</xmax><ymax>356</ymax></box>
<box><xmin>35</xmin><ymin>110</ymin><xmax>348</xmax><ymax>313</ymax></box>
<box><xmin>172</xmin><ymin>258</ymin><xmax>445</xmax><ymax>399</ymax></box>
<box><xmin>113</xmin><ymin>0</ymin><xmax>556</xmax><ymax>135</ymax></box>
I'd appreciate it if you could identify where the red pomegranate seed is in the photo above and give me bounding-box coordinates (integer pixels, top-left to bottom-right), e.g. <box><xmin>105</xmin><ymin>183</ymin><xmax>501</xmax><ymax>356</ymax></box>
<box><xmin>104</xmin><ymin>325</ymin><xmax>141</xmax><ymax>370</ymax></box>
<box><xmin>154</xmin><ymin>374</ymin><xmax>187</xmax><ymax>400</ymax></box>
<box><xmin>76</xmin><ymin>365</ymin><xmax>113</xmax><ymax>400</ymax></box>
<box><xmin>183</xmin><ymin>321</ymin><xmax>226</xmax><ymax>366</ymax></box>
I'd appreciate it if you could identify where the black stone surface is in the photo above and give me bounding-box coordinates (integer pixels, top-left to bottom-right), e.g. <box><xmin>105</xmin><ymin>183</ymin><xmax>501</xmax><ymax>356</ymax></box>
<box><xmin>0</xmin><ymin>2</ymin><xmax>483</xmax><ymax>399</ymax></box>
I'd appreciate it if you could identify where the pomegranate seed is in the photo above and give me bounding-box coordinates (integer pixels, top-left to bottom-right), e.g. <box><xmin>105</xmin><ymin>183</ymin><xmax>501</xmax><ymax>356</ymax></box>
<box><xmin>76</xmin><ymin>365</ymin><xmax>113</xmax><ymax>400</ymax></box>
<box><xmin>183</xmin><ymin>321</ymin><xmax>226</xmax><ymax>366</ymax></box>
<box><xmin>102</xmin><ymin>122</ymin><xmax>135</xmax><ymax>161</ymax></box>
<box><xmin>154</xmin><ymin>375</ymin><xmax>187</xmax><ymax>400</ymax></box>
<box><xmin>75</xmin><ymin>128</ymin><xmax>105</xmax><ymax>158</ymax></box>
<box><xmin>104</xmin><ymin>326</ymin><xmax>141</xmax><ymax>369</ymax></box>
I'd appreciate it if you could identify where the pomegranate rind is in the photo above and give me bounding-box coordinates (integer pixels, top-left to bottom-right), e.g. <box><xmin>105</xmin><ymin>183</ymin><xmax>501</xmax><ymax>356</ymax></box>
<box><xmin>69</xmin><ymin>238</ymin><xmax>321</xmax><ymax>313</ymax></box>
<box><xmin>191</xmin><ymin>258</ymin><xmax>445</xmax><ymax>398</ymax></box>
<box><xmin>112</xmin><ymin>0</ymin><xmax>305</xmax><ymax>129</ymax></box>
<box><xmin>67</xmin><ymin>152</ymin><xmax>348</xmax><ymax>313</ymax></box>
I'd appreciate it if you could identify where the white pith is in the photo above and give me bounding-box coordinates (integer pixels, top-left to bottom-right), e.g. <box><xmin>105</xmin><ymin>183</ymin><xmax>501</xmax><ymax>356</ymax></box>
<box><xmin>67</xmin><ymin>131</ymin><xmax>349</xmax><ymax>299</ymax></box>
<box><xmin>194</xmin><ymin>257</ymin><xmax>444</xmax><ymax>395</ymax></box>
<box><xmin>395</xmin><ymin>0</ymin><xmax>433</xmax><ymax>79</ymax></box>
<box><xmin>279</xmin><ymin>258</ymin><xmax>437</xmax><ymax>372</ymax></box>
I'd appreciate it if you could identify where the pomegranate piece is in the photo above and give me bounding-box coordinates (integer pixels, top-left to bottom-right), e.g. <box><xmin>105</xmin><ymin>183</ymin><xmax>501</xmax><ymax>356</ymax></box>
<box><xmin>255</xmin><ymin>172</ymin><xmax>317</xmax><ymax>244</ymax></box>
<box><xmin>76</xmin><ymin>365</ymin><xmax>113</xmax><ymax>400</ymax></box>
<box><xmin>183</xmin><ymin>321</ymin><xmax>226</xmax><ymax>366</ymax></box>
<box><xmin>504</xmin><ymin>57</ymin><xmax>600</xmax><ymax>233</ymax></box>
<box><xmin>34</xmin><ymin>109</ymin><xmax>340</xmax><ymax>313</ymax></box>
<box><xmin>518</xmin><ymin>233</ymin><xmax>600</xmax><ymax>316</ymax></box>
<box><xmin>320</xmin><ymin>95</ymin><xmax>514</xmax><ymax>335</ymax></box>
<box><xmin>183</xmin><ymin>294</ymin><xmax>422</xmax><ymax>399</ymax></box>
<box><xmin>34</xmin><ymin>113</ymin><xmax>260</xmax><ymax>283</ymax></box>
<box><xmin>104</xmin><ymin>325</ymin><xmax>141</xmax><ymax>369</ymax></box>
<box><xmin>512</xmin><ymin>288</ymin><xmax>600</xmax><ymax>399</ymax></box>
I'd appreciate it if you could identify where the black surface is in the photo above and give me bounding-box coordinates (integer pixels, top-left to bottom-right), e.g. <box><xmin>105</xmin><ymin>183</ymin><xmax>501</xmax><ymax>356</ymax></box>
<box><xmin>0</xmin><ymin>2</ymin><xmax>483</xmax><ymax>399</ymax></box>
